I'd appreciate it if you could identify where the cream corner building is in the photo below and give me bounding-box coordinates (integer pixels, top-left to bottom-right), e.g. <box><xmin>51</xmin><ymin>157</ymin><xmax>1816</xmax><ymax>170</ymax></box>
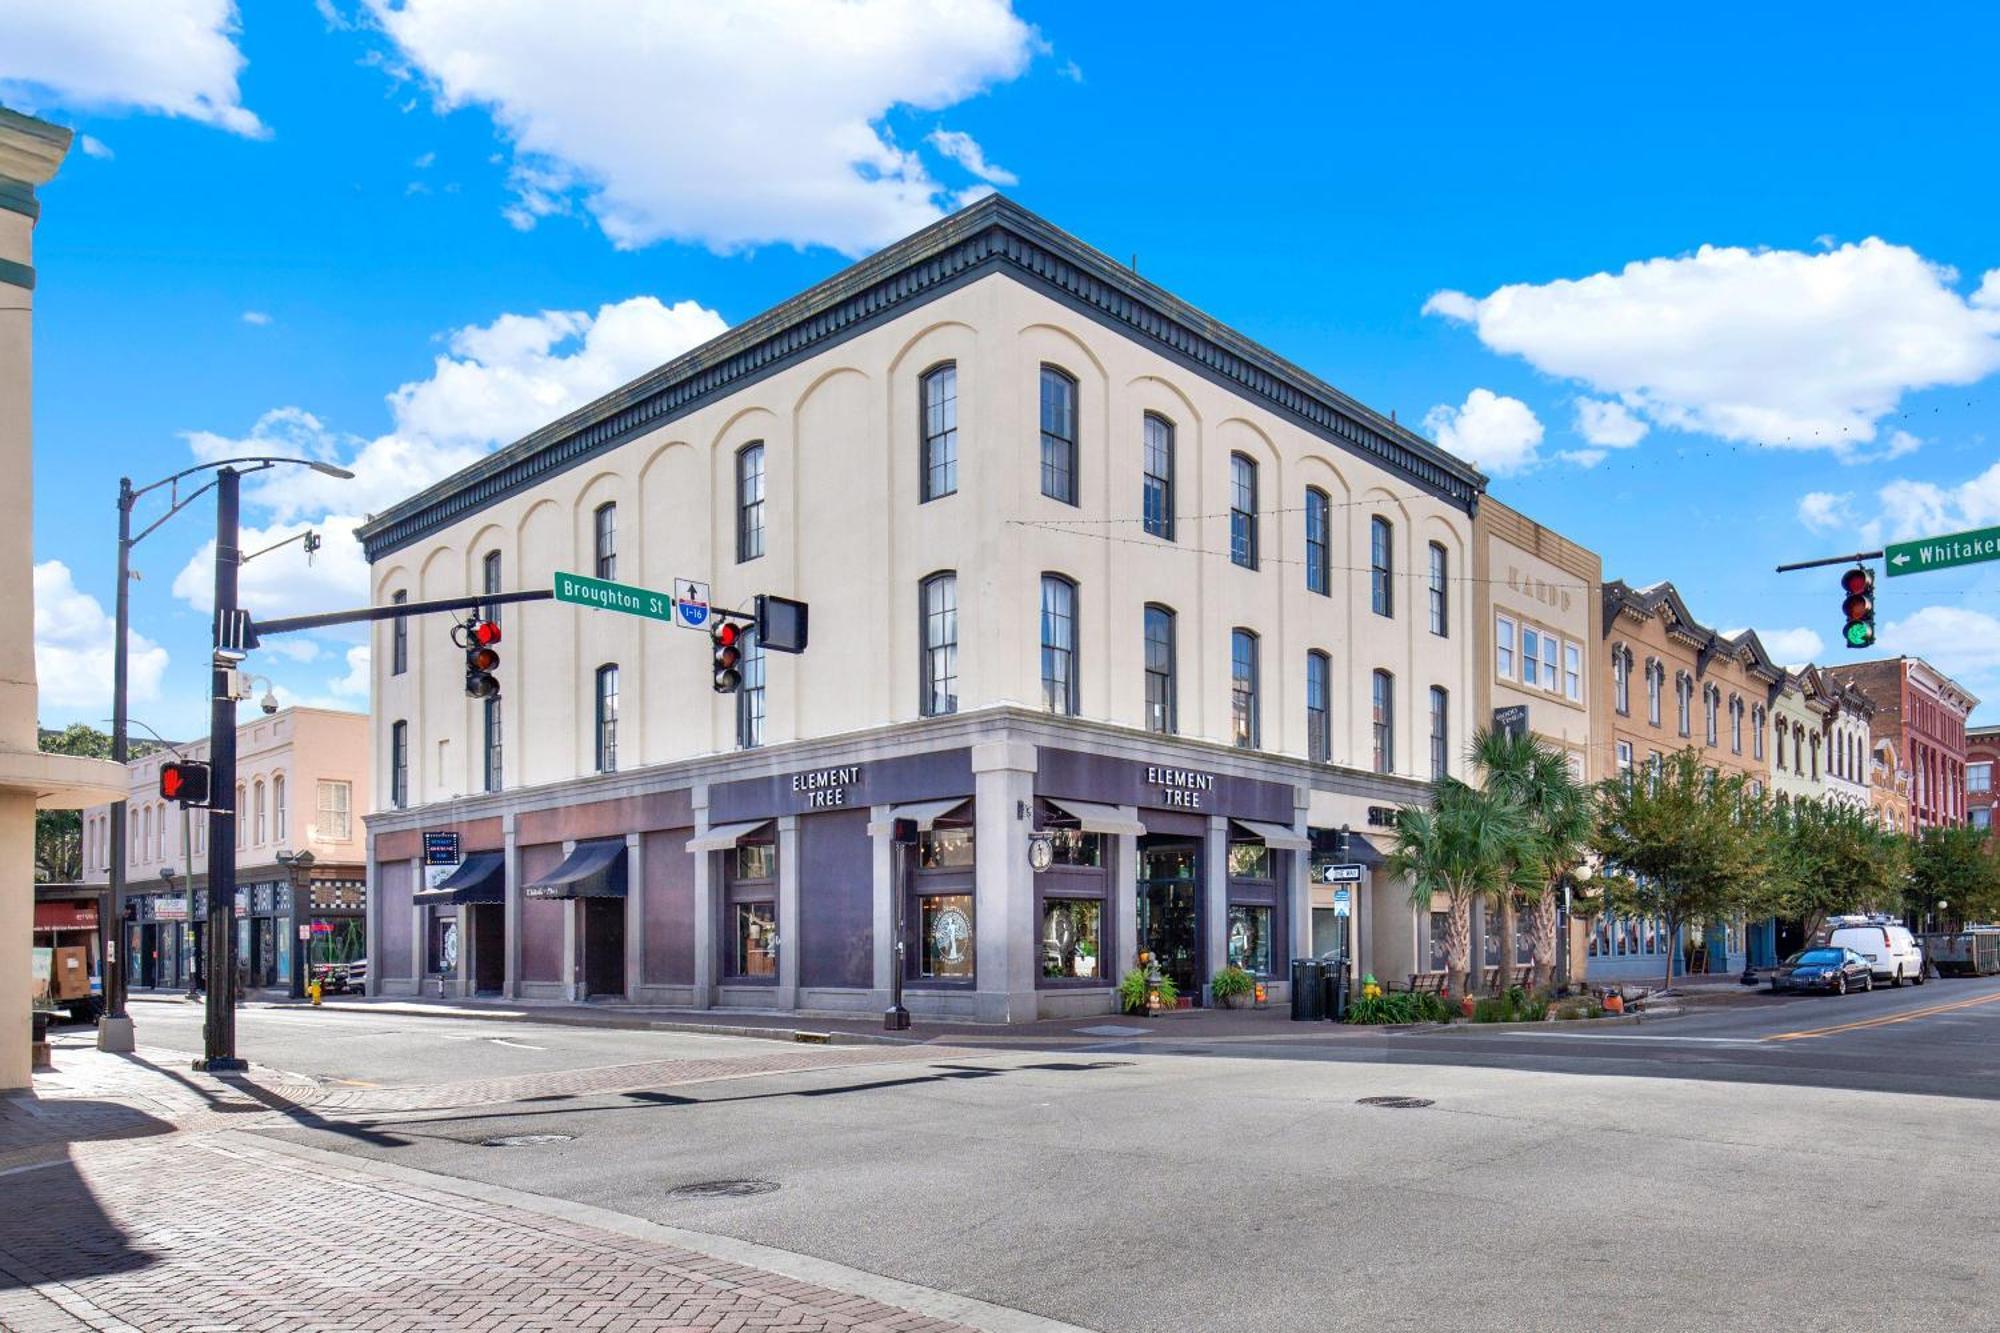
<box><xmin>1</xmin><ymin>107</ymin><xmax>126</xmax><ymax>1089</ymax></box>
<box><xmin>358</xmin><ymin>198</ymin><xmax>1487</xmax><ymax>1020</ymax></box>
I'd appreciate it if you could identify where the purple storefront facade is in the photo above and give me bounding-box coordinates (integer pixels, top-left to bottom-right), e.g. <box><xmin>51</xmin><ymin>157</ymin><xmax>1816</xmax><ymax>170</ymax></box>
<box><xmin>366</xmin><ymin>709</ymin><xmax>1422</xmax><ymax>1023</ymax></box>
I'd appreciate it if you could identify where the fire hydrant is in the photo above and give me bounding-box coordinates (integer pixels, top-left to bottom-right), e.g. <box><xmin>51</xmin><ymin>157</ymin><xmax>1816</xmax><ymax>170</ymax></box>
<box><xmin>307</xmin><ymin>977</ymin><xmax>323</xmax><ymax>1007</ymax></box>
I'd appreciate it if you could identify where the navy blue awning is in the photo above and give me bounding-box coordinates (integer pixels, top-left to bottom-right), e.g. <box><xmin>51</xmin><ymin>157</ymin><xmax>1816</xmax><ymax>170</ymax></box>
<box><xmin>413</xmin><ymin>851</ymin><xmax>505</xmax><ymax>905</ymax></box>
<box><xmin>524</xmin><ymin>839</ymin><xmax>627</xmax><ymax>900</ymax></box>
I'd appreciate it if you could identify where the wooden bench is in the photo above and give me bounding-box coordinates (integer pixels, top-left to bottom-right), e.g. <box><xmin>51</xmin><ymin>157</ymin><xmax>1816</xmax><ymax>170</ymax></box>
<box><xmin>1400</xmin><ymin>972</ymin><xmax>1447</xmax><ymax>996</ymax></box>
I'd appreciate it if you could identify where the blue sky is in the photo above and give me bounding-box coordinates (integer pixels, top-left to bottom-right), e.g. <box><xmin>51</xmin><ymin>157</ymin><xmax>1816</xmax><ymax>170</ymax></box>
<box><xmin>8</xmin><ymin>0</ymin><xmax>2000</xmax><ymax>740</ymax></box>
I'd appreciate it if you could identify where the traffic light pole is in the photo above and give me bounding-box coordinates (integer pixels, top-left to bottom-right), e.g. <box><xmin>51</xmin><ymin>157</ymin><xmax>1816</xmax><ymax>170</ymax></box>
<box><xmin>97</xmin><ymin>479</ymin><xmax>136</xmax><ymax>1052</ymax></box>
<box><xmin>198</xmin><ymin>467</ymin><xmax>247</xmax><ymax>1072</ymax></box>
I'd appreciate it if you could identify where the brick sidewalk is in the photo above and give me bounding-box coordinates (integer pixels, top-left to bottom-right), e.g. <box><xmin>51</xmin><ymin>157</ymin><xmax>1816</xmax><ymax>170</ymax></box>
<box><xmin>0</xmin><ymin>1044</ymin><xmax>1057</xmax><ymax>1333</ymax></box>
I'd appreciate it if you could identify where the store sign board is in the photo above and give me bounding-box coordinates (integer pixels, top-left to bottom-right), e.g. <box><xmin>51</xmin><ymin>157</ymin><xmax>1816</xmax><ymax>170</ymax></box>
<box><xmin>1145</xmin><ymin>765</ymin><xmax>1215</xmax><ymax>809</ymax></box>
<box><xmin>423</xmin><ymin>831</ymin><xmax>462</xmax><ymax>866</ymax></box>
<box><xmin>791</xmin><ymin>765</ymin><xmax>861</xmax><ymax>809</ymax></box>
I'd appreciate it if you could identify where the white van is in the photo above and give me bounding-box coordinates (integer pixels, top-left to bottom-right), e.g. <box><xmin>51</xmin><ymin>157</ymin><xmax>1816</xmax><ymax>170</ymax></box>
<box><xmin>1824</xmin><ymin>920</ymin><xmax>1925</xmax><ymax>985</ymax></box>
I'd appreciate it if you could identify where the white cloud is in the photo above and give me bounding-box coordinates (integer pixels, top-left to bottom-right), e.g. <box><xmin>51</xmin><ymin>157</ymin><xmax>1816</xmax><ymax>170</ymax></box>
<box><xmin>241</xmin><ymin>309</ymin><xmax>271</xmax><ymax>326</ymax></box>
<box><xmin>173</xmin><ymin>513</ymin><xmax>372</xmax><ymax>626</ymax></box>
<box><xmin>1750</xmin><ymin>626</ymin><xmax>1825</xmax><ymax>666</ymax></box>
<box><xmin>33</xmin><ymin>561</ymin><xmax>169</xmax><ymax>713</ymax></box>
<box><xmin>927</xmin><ymin>128</ymin><xmax>1016</xmax><ymax>185</ymax></box>
<box><xmin>1423</xmin><ymin>388</ymin><xmax>1545</xmax><ymax>476</ymax></box>
<box><xmin>1425</xmin><ymin>239</ymin><xmax>2000</xmax><ymax>455</ymax></box>
<box><xmin>364</xmin><ymin>0</ymin><xmax>1038</xmax><ymax>254</ymax></box>
<box><xmin>1796</xmin><ymin>491</ymin><xmax>1855</xmax><ymax>535</ymax></box>
<box><xmin>1574</xmin><ymin>397</ymin><xmax>1648</xmax><ymax>447</ymax></box>
<box><xmin>1559</xmin><ymin>448</ymin><xmax>1607</xmax><ymax>469</ymax></box>
<box><xmin>0</xmin><ymin>0</ymin><xmax>264</xmax><ymax>137</ymax></box>
<box><xmin>1880</xmin><ymin>606</ymin><xmax>2000</xmax><ymax>690</ymax></box>
<box><xmin>412</xmin><ymin>150</ymin><xmax>435</xmax><ymax>169</ymax></box>
<box><xmin>77</xmin><ymin>133</ymin><xmax>113</xmax><ymax>159</ymax></box>
<box><xmin>329</xmin><ymin>644</ymin><xmax>370</xmax><ymax>698</ymax></box>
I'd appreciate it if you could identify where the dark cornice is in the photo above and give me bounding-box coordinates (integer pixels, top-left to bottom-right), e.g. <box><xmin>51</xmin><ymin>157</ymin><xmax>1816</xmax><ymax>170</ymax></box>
<box><xmin>357</xmin><ymin>195</ymin><xmax>1486</xmax><ymax>562</ymax></box>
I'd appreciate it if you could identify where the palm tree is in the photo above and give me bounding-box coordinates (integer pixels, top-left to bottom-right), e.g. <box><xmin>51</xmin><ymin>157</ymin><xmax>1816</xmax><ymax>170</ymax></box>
<box><xmin>1471</xmin><ymin>727</ymin><xmax>1594</xmax><ymax>990</ymax></box>
<box><xmin>1387</xmin><ymin>777</ymin><xmax>1533</xmax><ymax>1000</ymax></box>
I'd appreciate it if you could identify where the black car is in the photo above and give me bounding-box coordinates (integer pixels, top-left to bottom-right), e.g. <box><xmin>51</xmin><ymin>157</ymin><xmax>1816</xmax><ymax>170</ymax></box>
<box><xmin>1772</xmin><ymin>947</ymin><xmax>1874</xmax><ymax>995</ymax></box>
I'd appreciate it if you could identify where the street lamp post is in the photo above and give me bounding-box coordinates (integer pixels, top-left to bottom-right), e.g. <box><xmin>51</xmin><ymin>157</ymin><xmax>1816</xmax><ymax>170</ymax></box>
<box><xmin>98</xmin><ymin>455</ymin><xmax>349</xmax><ymax>1059</ymax></box>
<box><xmin>275</xmin><ymin>849</ymin><xmax>316</xmax><ymax>1001</ymax></box>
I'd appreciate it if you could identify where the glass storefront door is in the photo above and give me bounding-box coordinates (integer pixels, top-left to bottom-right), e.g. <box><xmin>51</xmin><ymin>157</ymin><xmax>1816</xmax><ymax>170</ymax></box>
<box><xmin>1137</xmin><ymin>839</ymin><xmax>1203</xmax><ymax>1003</ymax></box>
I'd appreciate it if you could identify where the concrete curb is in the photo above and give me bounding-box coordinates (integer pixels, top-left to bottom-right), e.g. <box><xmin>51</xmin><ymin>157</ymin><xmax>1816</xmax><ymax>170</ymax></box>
<box><xmin>227</xmin><ymin>1130</ymin><xmax>1094</xmax><ymax>1333</ymax></box>
<box><xmin>1398</xmin><ymin>1007</ymin><xmax>1683</xmax><ymax>1036</ymax></box>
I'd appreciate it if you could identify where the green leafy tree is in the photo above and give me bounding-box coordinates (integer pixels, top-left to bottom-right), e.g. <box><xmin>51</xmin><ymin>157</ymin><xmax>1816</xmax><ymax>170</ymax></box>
<box><xmin>1387</xmin><ymin>778</ymin><xmax>1537</xmax><ymax>999</ymax></box>
<box><xmin>1907</xmin><ymin>825</ymin><xmax>2000</xmax><ymax>928</ymax></box>
<box><xmin>1470</xmin><ymin>727</ymin><xmax>1594</xmax><ymax>991</ymax></box>
<box><xmin>1772</xmin><ymin>797</ymin><xmax>1910</xmax><ymax>942</ymax></box>
<box><xmin>1593</xmin><ymin>748</ymin><xmax>1777</xmax><ymax>993</ymax></box>
<box><xmin>33</xmin><ymin>723</ymin><xmax>163</xmax><ymax>882</ymax></box>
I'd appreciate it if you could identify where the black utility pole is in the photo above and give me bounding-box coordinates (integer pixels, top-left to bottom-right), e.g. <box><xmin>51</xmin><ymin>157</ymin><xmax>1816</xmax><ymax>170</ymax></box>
<box><xmin>885</xmin><ymin>820</ymin><xmax>912</xmax><ymax>1031</ymax></box>
<box><xmin>199</xmin><ymin>467</ymin><xmax>246</xmax><ymax>1072</ymax></box>
<box><xmin>98</xmin><ymin>478</ymin><xmax>136</xmax><ymax>1051</ymax></box>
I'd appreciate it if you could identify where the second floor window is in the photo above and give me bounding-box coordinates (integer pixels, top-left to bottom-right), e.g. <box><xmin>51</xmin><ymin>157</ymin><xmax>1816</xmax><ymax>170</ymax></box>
<box><xmin>1306</xmin><ymin>650</ymin><xmax>1330</xmax><ymax>762</ymax></box>
<box><xmin>595</xmin><ymin>664</ymin><xmax>620</xmax><ymax>773</ymax></box>
<box><xmin>1612</xmin><ymin>646</ymin><xmax>1630</xmax><ymax>714</ymax></box>
<box><xmin>1230</xmin><ymin>629</ymin><xmax>1259</xmax><ymax>748</ymax></box>
<box><xmin>921</xmin><ymin>572</ymin><xmax>958</xmax><ymax>717</ymax></box>
<box><xmin>1729</xmin><ymin>696</ymin><xmax>1744</xmax><ymax>754</ymax></box>
<box><xmin>1305</xmin><ymin>487</ymin><xmax>1330</xmax><ymax>595</ymax></box>
<box><xmin>391</xmin><ymin>590</ymin><xmax>408</xmax><ymax>675</ymax></box>
<box><xmin>1371</xmin><ymin>517</ymin><xmax>1393</xmax><ymax>617</ymax></box>
<box><xmin>1647</xmin><ymin>661</ymin><xmax>1663</xmax><ymax>727</ymax></box>
<box><xmin>736</xmin><ymin>442</ymin><xmax>765</xmax><ymax>562</ymax></box>
<box><xmin>1564</xmin><ymin>642</ymin><xmax>1582</xmax><ymax>702</ymax></box>
<box><xmin>1230</xmin><ymin>453</ymin><xmax>1257</xmax><ymax>569</ymax></box>
<box><xmin>317</xmin><ymin>780</ymin><xmax>351</xmax><ymax>841</ymax></box>
<box><xmin>483</xmin><ymin>696</ymin><xmax>503</xmax><ymax>792</ymax></box>
<box><xmin>1704</xmin><ymin>686</ymin><xmax>1720</xmax><ymax>745</ymax></box>
<box><xmin>594</xmin><ymin>502</ymin><xmax>617</xmax><ymax>580</ymax></box>
<box><xmin>1497</xmin><ymin>615</ymin><xmax>1517</xmax><ymax>678</ymax></box>
<box><xmin>1677</xmin><ymin>674</ymin><xmax>1693</xmax><ymax>737</ymax></box>
<box><xmin>1040</xmin><ymin>574</ymin><xmax>1077</xmax><ymax>716</ymax></box>
<box><xmin>1144</xmin><ymin>604</ymin><xmax>1175</xmax><ymax>735</ymax></box>
<box><xmin>390</xmin><ymin>722</ymin><xmax>408</xmax><ymax>809</ymax></box>
<box><xmin>1430</xmin><ymin>686</ymin><xmax>1449</xmax><ymax>781</ymax></box>
<box><xmin>1753</xmin><ymin>707</ymin><xmax>1766</xmax><ymax>761</ymax></box>
<box><xmin>921</xmin><ymin>364</ymin><xmax>957</xmax><ymax>501</ymax></box>
<box><xmin>1428</xmin><ymin>543</ymin><xmax>1448</xmax><ymax>636</ymax></box>
<box><xmin>738</xmin><ymin>630</ymin><xmax>765</xmax><ymax>749</ymax></box>
<box><xmin>1039</xmin><ymin>366</ymin><xmax>1077</xmax><ymax>504</ymax></box>
<box><xmin>1372</xmin><ymin>670</ymin><xmax>1394</xmax><ymax>775</ymax></box>
<box><xmin>1142</xmin><ymin>414</ymin><xmax>1174</xmax><ymax>539</ymax></box>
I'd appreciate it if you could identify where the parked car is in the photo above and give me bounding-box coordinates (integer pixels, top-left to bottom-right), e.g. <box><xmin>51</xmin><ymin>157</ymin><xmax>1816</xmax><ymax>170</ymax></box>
<box><xmin>311</xmin><ymin>958</ymin><xmax>366</xmax><ymax>995</ymax></box>
<box><xmin>1824</xmin><ymin>919</ymin><xmax>1925</xmax><ymax>986</ymax></box>
<box><xmin>1772</xmin><ymin>947</ymin><xmax>1875</xmax><ymax>995</ymax></box>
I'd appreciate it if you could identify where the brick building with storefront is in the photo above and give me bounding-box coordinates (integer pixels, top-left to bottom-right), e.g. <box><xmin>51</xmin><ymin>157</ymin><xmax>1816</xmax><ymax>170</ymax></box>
<box><xmin>1822</xmin><ymin>657</ymin><xmax>1977</xmax><ymax>832</ymax></box>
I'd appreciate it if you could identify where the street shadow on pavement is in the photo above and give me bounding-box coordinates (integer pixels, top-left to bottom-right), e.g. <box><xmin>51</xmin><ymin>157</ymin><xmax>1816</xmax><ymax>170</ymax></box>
<box><xmin>0</xmin><ymin>1144</ymin><xmax>160</xmax><ymax>1292</ymax></box>
<box><xmin>0</xmin><ymin>1093</ymin><xmax>176</xmax><ymax>1160</ymax></box>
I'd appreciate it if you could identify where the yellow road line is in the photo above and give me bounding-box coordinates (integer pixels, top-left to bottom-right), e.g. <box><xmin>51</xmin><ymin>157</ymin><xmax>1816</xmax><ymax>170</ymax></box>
<box><xmin>1768</xmin><ymin>989</ymin><xmax>2000</xmax><ymax>1042</ymax></box>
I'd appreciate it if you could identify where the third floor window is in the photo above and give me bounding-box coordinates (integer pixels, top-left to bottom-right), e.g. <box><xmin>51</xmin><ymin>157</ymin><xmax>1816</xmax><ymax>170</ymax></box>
<box><xmin>736</xmin><ymin>442</ymin><xmax>765</xmax><ymax>562</ymax></box>
<box><xmin>1039</xmin><ymin>367</ymin><xmax>1077</xmax><ymax>505</ymax></box>
<box><xmin>1142</xmin><ymin>413</ymin><xmax>1174</xmax><ymax>540</ymax></box>
<box><xmin>594</xmin><ymin>501</ymin><xmax>617</xmax><ymax>580</ymax></box>
<box><xmin>1230</xmin><ymin>453</ymin><xmax>1257</xmax><ymax>569</ymax></box>
<box><xmin>1428</xmin><ymin>542</ymin><xmax>1448</xmax><ymax>636</ymax></box>
<box><xmin>921</xmin><ymin>363</ymin><xmax>957</xmax><ymax>501</ymax></box>
<box><xmin>1370</xmin><ymin>517</ymin><xmax>1394</xmax><ymax>617</ymax></box>
<box><xmin>1305</xmin><ymin>487</ymin><xmax>1330</xmax><ymax>595</ymax></box>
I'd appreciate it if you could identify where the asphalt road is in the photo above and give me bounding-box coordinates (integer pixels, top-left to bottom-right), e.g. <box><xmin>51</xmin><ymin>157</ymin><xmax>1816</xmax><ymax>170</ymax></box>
<box><xmin>158</xmin><ymin>977</ymin><xmax>2000</xmax><ymax>1333</ymax></box>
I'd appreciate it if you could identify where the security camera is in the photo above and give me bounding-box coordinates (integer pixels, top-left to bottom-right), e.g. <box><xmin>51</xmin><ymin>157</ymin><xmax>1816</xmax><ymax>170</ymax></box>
<box><xmin>260</xmin><ymin>691</ymin><xmax>279</xmax><ymax>715</ymax></box>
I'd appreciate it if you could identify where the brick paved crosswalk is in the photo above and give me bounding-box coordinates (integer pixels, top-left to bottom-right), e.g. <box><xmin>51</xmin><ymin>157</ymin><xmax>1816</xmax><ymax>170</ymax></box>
<box><xmin>0</xmin><ymin>1040</ymin><xmax>1036</xmax><ymax>1333</ymax></box>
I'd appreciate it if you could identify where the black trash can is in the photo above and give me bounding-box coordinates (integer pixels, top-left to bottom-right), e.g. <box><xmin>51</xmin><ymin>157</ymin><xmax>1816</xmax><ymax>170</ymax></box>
<box><xmin>1290</xmin><ymin>958</ymin><xmax>1325</xmax><ymax>1021</ymax></box>
<box><xmin>1321</xmin><ymin>962</ymin><xmax>1349</xmax><ymax>1022</ymax></box>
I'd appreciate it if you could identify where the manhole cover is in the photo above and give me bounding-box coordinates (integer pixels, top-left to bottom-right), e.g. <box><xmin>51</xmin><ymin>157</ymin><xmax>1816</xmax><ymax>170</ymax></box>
<box><xmin>482</xmin><ymin>1133</ymin><xmax>576</xmax><ymax>1147</ymax></box>
<box><xmin>1356</xmin><ymin>1096</ymin><xmax>1434</xmax><ymax>1109</ymax></box>
<box><xmin>669</xmin><ymin>1179</ymin><xmax>780</xmax><ymax>1198</ymax></box>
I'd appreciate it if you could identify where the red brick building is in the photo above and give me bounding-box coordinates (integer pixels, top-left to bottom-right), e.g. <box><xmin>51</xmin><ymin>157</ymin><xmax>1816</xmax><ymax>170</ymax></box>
<box><xmin>1821</xmin><ymin>657</ymin><xmax>1977</xmax><ymax>832</ymax></box>
<box><xmin>1969</xmin><ymin>724</ymin><xmax>1998</xmax><ymax>839</ymax></box>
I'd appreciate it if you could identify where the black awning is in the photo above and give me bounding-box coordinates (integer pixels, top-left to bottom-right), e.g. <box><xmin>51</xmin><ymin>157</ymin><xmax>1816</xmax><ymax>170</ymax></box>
<box><xmin>1346</xmin><ymin>832</ymin><xmax>1388</xmax><ymax>868</ymax></box>
<box><xmin>523</xmin><ymin>839</ymin><xmax>627</xmax><ymax>900</ymax></box>
<box><xmin>412</xmin><ymin>851</ymin><xmax>506</xmax><ymax>905</ymax></box>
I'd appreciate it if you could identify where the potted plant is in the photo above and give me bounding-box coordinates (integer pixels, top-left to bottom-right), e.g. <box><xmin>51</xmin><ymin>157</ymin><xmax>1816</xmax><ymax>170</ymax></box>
<box><xmin>1118</xmin><ymin>962</ymin><xmax>1178</xmax><ymax>1015</ymax></box>
<box><xmin>1210</xmin><ymin>965</ymin><xmax>1255</xmax><ymax>1009</ymax></box>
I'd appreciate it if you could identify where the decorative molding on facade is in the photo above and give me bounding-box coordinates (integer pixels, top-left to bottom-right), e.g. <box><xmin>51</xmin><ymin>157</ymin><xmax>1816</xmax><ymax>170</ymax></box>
<box><xmin>356</xmin><ymin>195</ymin><xmax>1487</xmax><ymax>562</ymax></box>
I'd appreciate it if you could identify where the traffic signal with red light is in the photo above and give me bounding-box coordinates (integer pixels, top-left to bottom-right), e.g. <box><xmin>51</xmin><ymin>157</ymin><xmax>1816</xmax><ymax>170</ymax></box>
<box><xmin>159</xmin><ymin>760</ymin><xmax>212</xmax><ymax>807</ymax></box>
<box><xmin>712</xmin><ymin>621</ymin><xmax>742</xmax><ymax>693</ymax></box>
<box><xmin>1840</xmin><ymin>566</ymin><xmax>1876</xmax><ymax>649</ymax></box>
<box><xmin>460</xmin><ymin>618</ymin><xmax>502</xmax><ymax>698</ymax></box>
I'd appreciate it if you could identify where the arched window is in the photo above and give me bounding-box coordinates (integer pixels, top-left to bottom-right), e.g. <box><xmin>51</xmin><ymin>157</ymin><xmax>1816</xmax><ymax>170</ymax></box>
<box><xmin>482</xmin><ymin>550</ymin><xmax>503</xmax><ymax>626</ymax></box>
<box><xmin>1729</xmin><ymin>696</ymin><xmax>1744</xmax><ymax>755</ymax></box>
<box><xmin>595</xmin><ymin>665</ymin><xmax>620</xmax><ymax>773</ymax></box>
<box><xmin>1039</xmin><ymin>574</ymin><xmax>1077</xmax><ymax>716</ymax></box>
<box><xmin>920</xmin><ymin>363</ymin><xmax>957</xmax><ymax>501</ymax></box>
<box><xmin>1039</xmin><ymin>366</ymin><xmax>1077</xmax><ymax>504</ymax></box>
<box><xmin>593</xmin><ymin>501</ymin><xmax>617</xmax><ymax>580</ymax></box>
<box><xmin>1372</xmin><ymin>671</ymin><xmax>1395</xmax><ymax>775</ymax></box>
<box><xmin>1304</xmin><ymin>487</ymin><xmax>1330</xmax><ymax>595</ymax></box>
<box><xmin>142</xmin><ymin>805</ymin><xmax>154</xmax><ymax>864</ymax></box>
<box><xmin>390</xmin><ymin>723</ymin><xmax>408</xmax><ymax>809</ymax></box>
<box><xmin>1230</xmin><ymin>629</ymin><xmax>1259</xmax><ymax>748</ymax></box>
<box><xmin>391</xmin><ymin>589</ymin><xmax>409</xmax><ymax>675</ymax></box>
<box><xmin>1229</xmin><ymin>454</ymin><xmax>1257</xmax><ymax>569</ymax></box>
<box><xmin>1144</xmin><ymin>605</ymin><xmax>1175</xmax><ymax>735</ymax></box>
<box><xmin>1142</xmin><ymin>414</ymin><xmax>1174</xmax><ymax>539</ymax></box>
<box><xmin>920</xmin><ymin>571</ymin><xmax>958</xmax><ymax>717</ymax></box>
<box><xmin>1306</xmin><ymin>650</ymin><xmax>1330</xmax><ymax>762</ymax></box>
<box><xmin>1646</xmin><ymin>659</ymin><xmax>1663</xmax><ymax>727</ymax></box>
<box><xmin>1370</xmin><ymin>516</ymin><xmax>1393</xmax><ymax>617</ymax></box>
<box><xmin>1428</xmin><ymin>542</ymin><xmax>1449</xmax><ymax>637</ymax></box>
<box><xmin>236</xmin><ymin>783</ymin><xmax>248</xmax><ymax>843</ymax></box>
<box><xmin>736</xmin><ymin>442</ymin><xmax>765</xmax><ymax>563</ymax></box>
<box><xmin>254</xmin><ymin>779</ymin><xmax>267</xmax><ymax>845</ymax></box>
<box><xmin>1612</xmin><ymin>644</ymin><xmax>1630</xmax><ymax>715</ymax></box>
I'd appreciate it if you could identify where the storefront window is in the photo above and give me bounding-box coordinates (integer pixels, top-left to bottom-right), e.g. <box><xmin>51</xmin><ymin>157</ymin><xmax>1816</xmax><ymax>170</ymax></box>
<box><xmin>1227</xmin><ymin>842</ymin><xmax>1270</xmax><ymax>879</ymax></box>
<box><xmin>919</xmin><ymin>894</ymin><xmax>974</xmax><ymax>978</ymax></box>
<box><xmin>1041</xmin><ymin>898</ymin><xmax>1101</xmax><ymax>979</ymax></box>
<box><xmin>920</xmin><ymin>825</ymin><xmax>974</xmax><ymax>869</ymax></box>
<box><xmin>735</xmin><ymin>843</ymin><xmax>776</xmax><ymax>881</ymax></box>
<box><xmin>430</xmin><ymin>915</ymin><xmax>459</xmax><ymax>975</ymax></box>
<box><xmin>1427</xmin><ymin>911</ymin><xmax>1449</xmax><ymax>973</ymax></box>
<box><xmin>734</xmin><ymin>902</ymin><xmax>777</xmax><ymax>977</ymax></box>
<box><xmin>1043</xmin><ymin>827</ymin><xmax>1102</xmax><ymax>867</ymax></box>
<box><xmin>1226</xmin><ymin>904</ymin><xmax>1272</xmax><ymax>975</ymax></box>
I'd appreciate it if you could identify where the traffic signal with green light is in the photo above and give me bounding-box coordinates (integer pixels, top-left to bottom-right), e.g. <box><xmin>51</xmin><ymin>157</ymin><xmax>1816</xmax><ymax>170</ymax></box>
<box><xmin>1841</xmin><ymin>566</ymin><xmax>1875</xmax><ymax>649</ymax></box>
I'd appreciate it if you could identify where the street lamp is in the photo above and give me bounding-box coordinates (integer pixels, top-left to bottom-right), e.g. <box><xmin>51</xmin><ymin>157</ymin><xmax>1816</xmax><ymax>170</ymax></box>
<box><xmin>102</xmin><ymin>456</ymin><xmax>351</xmax><ymax>1057</ymax></box>
<box><xmin>275</xmin><ymin>848</ymin><xmax>316</xmax><ymax>1000</ymax></box>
